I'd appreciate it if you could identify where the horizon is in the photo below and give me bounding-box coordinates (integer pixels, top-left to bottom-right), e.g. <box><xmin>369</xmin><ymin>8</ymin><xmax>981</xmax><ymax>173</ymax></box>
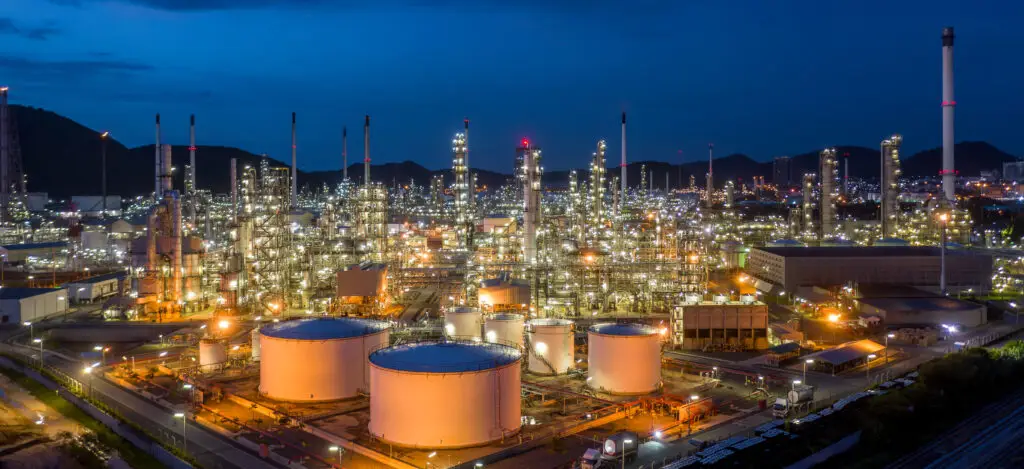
<box><xmin>2</xmin><ymin>1</ymin><xmax>1023</xmax><ymax>172</ymax></box>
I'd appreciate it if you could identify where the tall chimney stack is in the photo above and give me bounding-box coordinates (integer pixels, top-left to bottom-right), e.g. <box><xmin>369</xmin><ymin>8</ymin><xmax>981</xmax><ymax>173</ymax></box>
<box><xmin>363</xmin><ymin>115</ymin><xmax>371</xmax><ymax>185</ymax></box>
<box><xmin>230</xmin><ymin>158</ymin><xmax>238</xmax><ymax>223</ymax></box>
<box><xmin>189</xmin><ymin>114</ymin><xmax>196</xmax><ymax>194</ymax></box>
<box><xmin>155</xmin><ymin>113</ymin><xmax>162</xmax><ymax>198</ymax></box>
<box><xmin>705</xmin><ymin>143</ymin><xmax>714</xmax><ymax>208</ymax></box>
<box><xmin>342</xmin><ymin>126</ymin><xmax>348</xmax><ymax>180</ymax></box>
<box><xmin>464</xmin><ymin>118</ymin><xmax>470</xmax><ymax>171</ymax></box>
<box><xmin>621</xmin><ymin>112</ymin><xmax>627</xmax><ymax>196</ymax></box>
<box><xmin>290</xmin><ymin>112</ymin><xmax>297</xmax><ymax>206</ymax></box>
<box><xmin>941</xmin><ymin>27</ymin><xmax>956</xmax><ymax>201</ymax></box>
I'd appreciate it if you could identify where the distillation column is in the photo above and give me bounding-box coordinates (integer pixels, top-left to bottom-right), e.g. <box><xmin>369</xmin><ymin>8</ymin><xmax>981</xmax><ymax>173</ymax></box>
<box><xmin>819</xmin><ymin>148</ymin><xmax>838</xmax><ymax>238</ymax></box>
<box><xmin>881</xmin><ymin>135</ymin><xmax>903</xmax><ymax>237</ymax></box>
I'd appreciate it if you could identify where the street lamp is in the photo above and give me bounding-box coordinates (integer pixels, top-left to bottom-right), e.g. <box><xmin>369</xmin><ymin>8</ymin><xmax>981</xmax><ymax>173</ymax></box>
<box><xmin>23</xmin><ymin>321</ymin><xmax>32</xmax><ymax>339</ymax></box>
<box><xmin>885</xmin><ymin>333</ymin><xmax>895</xmax><ymax>364</ymax></box>
<box><xmin>33</xmin><ymin>338</ymin><xmax>43</xmax><ymax>368</ymax></box>
<box><xmin>82</xmin><ymin>365</ymin><xmax>95</xmax><ymax>397</ymax></box>
<box><xmin>622</xmin><ymin>439</ymin><xmax>634</xmax><ymax>469</ymax></box>
<box><xmin>426</xmin><ymin>451</ymin><xmax>437</xmax><ymax>468</ymax></box>
<box><xmin>174</xmin><ymin>412</ymin><xmax>188</xmax><ymax>453</ymax></box>
<box><xmin>803</xmin><ymin>359</ymin><xmax>814</xmax><ymax>384</ymax></box>
<box><xmin>329</xmin><ymin>445</ymin><xmax>344</xmax><ymax>465</ymax></box>
<box><xmin>866</xmin><ymin>354</ymin><xmax>877</xmax><ymax>384</ymax></box>
<box><xmin>93</xmin><ymin>345</ymin><xmax>108</xmax><ymax>366</ymax></box>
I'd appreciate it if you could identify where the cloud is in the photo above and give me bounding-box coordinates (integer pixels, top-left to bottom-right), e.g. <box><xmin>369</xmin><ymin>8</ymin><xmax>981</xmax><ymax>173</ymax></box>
<box><xmin>0</xmin><ymin>18</ymin><xmax>61</xmax><ymax>40</ymax></box>
<box><xmin>0</xmin><ymin>56</ymin><xmax>152</xmax><ymax>82</ymax></box>
<box><xmin>53</xmin><ymin>0</ymin><xmax>666</xmax><ymax>14</ymax></box>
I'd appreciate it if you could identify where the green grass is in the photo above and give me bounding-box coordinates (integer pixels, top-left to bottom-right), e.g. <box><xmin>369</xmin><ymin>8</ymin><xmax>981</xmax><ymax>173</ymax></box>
<box><xmin>0</xmin><ymin>365</ymin><xmax>167</xmax><ymax>469</ymax></box>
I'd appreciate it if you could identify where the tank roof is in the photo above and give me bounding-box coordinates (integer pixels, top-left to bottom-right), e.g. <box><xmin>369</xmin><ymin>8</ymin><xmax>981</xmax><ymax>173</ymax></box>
<box><xmin>489</xmin><ymin>313</ymin><xmax>524</xmax><ymax>321</ymax></box>
<box><xmin>260</xmin><ymin>317</ymin><xmax>389</xmax><ymax>340</ymax></box>
<box><xmin>588</xmin><ymin>323</ymin><xmax>656</xmax><ymax>336</ymax></box>
<box><xmin>370</xmin><ymin>341</ymin><xmax>520</xmax><ymax>373</ymax></box>
<box><xmin>450</xmin><ymin>307</ymin><xmax>481</xmax><ymax>314</ymax></box>
<box><xmin>528</xmin><ymin>318</ymin><xmax>573</xmax><ymax>327</ymax></box>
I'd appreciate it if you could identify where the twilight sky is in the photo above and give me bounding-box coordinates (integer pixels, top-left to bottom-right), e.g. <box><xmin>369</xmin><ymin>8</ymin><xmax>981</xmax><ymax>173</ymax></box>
<box><xmin>2</xmin><ymin>0</ymin><xmax>1022</xmax><ymax>172</ymax></box>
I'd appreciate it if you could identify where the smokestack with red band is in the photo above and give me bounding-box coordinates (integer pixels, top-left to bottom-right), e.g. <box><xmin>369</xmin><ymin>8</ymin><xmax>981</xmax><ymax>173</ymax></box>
<box><xmin>342</xmin><ymin>126</ymin><xmax>348</xmax><ymax>180</ymax></box>
<box><xmin>291</xmin><ymin>112</ymin><xmax>297</xmax><ymax>206</ymax></box>
<box><xmin>621</xmin><ymin>112</ymin><xmax>627</xmax><ymax>195</ymax></box>
<box><xmin>941</xmin><ymin>27</ymin><xmax>955</xmax><ymax>201</ymax></box>
<box><xmin>155</xmin><ymin>113</ymin><xmax>162</xmax><ymax>198</ymax></box>
<box><xmin>364</xmin><ymin>115</ymin><xmax>371</xmax><ymax>185</ymax></box>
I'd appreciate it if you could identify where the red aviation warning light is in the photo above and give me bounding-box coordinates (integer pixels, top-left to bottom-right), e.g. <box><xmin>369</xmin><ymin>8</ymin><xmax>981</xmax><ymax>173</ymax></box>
<box><xmin>521</xmin><ymin>138</ymin><xmax>530</xmax><ymax>147</ymax></box>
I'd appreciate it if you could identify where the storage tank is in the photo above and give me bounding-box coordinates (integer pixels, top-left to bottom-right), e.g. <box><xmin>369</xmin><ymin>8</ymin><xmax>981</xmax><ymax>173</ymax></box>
<box><xmin>198</xmin><ymin>338</ymin><xmax>227</xmax><ymax>371</ymax></box>
<box><xmin>369</xmin><ymin>341</ymin><xmax>521</xmax><ymax>448</ymax></box>
<box><xmin>259</xmin><ymin>317</ymin><xmax>390</xmax><ymax>402</ymax></box>
<box><xmin>587</xmin><ymin>323</ymin><xmax>661</xmax><ymax>395</ymax></box>
<box><xmin>444</xmin><ymin>307</ymin><xmax>482</xmax><ymax>339</ymax></box>
<box><xmin>484</xmin><ymin>313</ymin><xmax>524</xmax><ymax>348</ymax></box>
<box><xmin>526</xmin><ymin>318</ymin><xmax>575</xmax><ymax>375</ymax></box>
<box><xmin>250</xmin><ymin>327</ymin><xmax>261</xmax><ymax>361</ymax></box>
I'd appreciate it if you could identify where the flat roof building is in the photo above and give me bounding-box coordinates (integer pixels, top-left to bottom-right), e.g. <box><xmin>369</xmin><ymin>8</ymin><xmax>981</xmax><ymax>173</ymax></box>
<box><xmin>672</xmin><ymin>301</ymin><xmax>769</xmax><ymax>351</ymax></box>
<box><xmin>0</xmin><ymin>287</ymin><xmax>69</xmax><ymax>324</ymax></box>
<box><xmin>747</xmin><ymin>246</ymin><xmax>992</xmax><ymax>294</ymax></box>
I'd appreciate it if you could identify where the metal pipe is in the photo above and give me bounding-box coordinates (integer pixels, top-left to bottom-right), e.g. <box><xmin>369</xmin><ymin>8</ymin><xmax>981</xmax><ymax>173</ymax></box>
<box><xmin>155</xmin><ymin>113</ymin><xmax>161</xmax><ymax>197</ymax></box>
<box><xmin>621</xmin><ymin>112</ymin><xmax>627</xmax><ymax>196</ymax></box>
<box><xmin>364</xmin><ymin>115</ymin><xmax>370</xmax><ymax>185</ymax></box>
<box><xmin>941</xmin><ymin>27</ymin><xmax>956</xmax><ymax>201</ymax></box>
<box><xmin>189</xmin><ymin>114</ymin><xmax>196</xmax><ymax>194</ymax></box>
<box><xmin>291</xmin><ymin>112</ymin><xmax>297</xmax><ymax>206</ymax></box>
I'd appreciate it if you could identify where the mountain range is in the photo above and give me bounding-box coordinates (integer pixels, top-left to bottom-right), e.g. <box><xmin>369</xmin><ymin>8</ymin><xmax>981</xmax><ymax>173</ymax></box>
<box><xmin>9</xmin><ymin>105</ymin><xmax>1021</xmax><ymax>197</ymax></box>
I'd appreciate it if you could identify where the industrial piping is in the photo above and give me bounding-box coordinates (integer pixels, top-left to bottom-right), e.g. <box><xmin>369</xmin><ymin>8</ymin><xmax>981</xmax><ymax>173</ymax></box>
<box><xmin>941</xmin><ymin>27</ymin><xmax>956</xmax><ymax>201</ymax></box>
<box><xmin>291</xmin><ymin>112</ymin><xmax>297</xmax><ymax>206</ymax></box>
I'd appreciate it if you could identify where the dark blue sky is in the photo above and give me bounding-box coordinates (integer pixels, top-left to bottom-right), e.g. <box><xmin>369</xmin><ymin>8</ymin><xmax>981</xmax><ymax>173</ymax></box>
<box><xmin>2</xmin><ymin>0</ymin><xmax>1022</xmax><ymax>172</ymax></box>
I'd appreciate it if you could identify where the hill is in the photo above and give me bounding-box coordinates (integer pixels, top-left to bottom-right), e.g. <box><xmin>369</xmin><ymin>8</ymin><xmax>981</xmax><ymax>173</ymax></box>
<box><xmin>8</xmin><ymin>104</ymin><xmax>1019</xmax><ymax>196</ymax></box>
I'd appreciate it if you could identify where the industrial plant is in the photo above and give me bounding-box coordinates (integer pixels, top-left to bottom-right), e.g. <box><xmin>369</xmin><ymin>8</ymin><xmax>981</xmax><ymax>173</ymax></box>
<box><xmin>2</xmin><ymin>26</ymin><xmax>1022</xmax><ymax>469</ymax></box>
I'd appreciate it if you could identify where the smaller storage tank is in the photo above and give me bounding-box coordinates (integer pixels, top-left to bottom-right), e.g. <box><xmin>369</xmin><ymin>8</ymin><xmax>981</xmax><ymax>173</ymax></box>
<box><xmin>198</xmin><ymin>338</ymin><xmax>228</xmax><ymax>371</ymax></box>
<box><xmin>484</xmin><ymin>313</ymin><xmax>524</xmax><ymax>348</ymax></box>
<box><xmin>250</xmin><ymin>327</ymin><xmax>261</xmax><ymax>361</ymax></box>
<box><xmin>526</xmin><ymin>318</ymin><xmax>575</xmax><ymax>375</ymax></box>
<box><xmin>444</xmin><ymin>307</ymin><xmax>482</xmax><ymax>339</ymax></box>
<box><xmin>587</xmin><ymin>323</ymin><xmax>661</xmax><ymax>395</ymax></box>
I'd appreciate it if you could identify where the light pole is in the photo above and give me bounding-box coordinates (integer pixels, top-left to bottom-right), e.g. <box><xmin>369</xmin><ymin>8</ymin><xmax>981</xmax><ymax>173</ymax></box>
<box><xmin>622</xmin><ymin>438</ymin><xmax>633</xmax><ymax>469</ymax></box>
<box><xmin>866</xmin><ymin>354</ymin><xmax>877</xmax><ymax>385</ymax></box>
<box><xmin>82</xmin><ymin>365</ymin><xmax>94</xmax><ymax>397</ymax></box>
<box><xmin>329</xmin><ymin>445</ymin><xmax>345</xmax><ymax>466</ymax></box>
<box><xmin>688</xmin><ymin>394</ymin><xmax>699</xmax><ymax>435</ymax></box>
<box><xmin>174</xmin><ymin>412</ymin><xmax>188</xmax><ymax>454</ymax></box>
<box><xmin>33</xmin><ymin>338</ymin><xmax>43</xmax><ymax>368</ymax></box>
<box><xmin>939</xmin><ymin>212</ymin><xmax>948</xmax><ymax>295</ymax></box>
<box><xmin>100</xmin><ymin>131</ymin><xmax>109</xmax><ymax>216</ymax></box>
<box><xmin>426</xmin><ymin>451</ymin><xmax>437</xmax><ymax>468</ymax></box>
<box><xmin>94</xmin><ymin>345</ymin><xmax>108</xmax><ymax>366</ymax></box>
<box><xmin>183</xmin><ymin>383</ymin><xmax>194</xmax><ymax>406</ymax></box>
<box><xmin>23</xmin><ymin>321</ymin><xmax>34</xmax><ymax>340</ymax></box>
<box><xmin>803</xmin><ymin>359</ymin><xmax>814</xmax><ymax>384</ymax></box>
<box><xmin>884</xmin><ymin>333</ymin><xmax>895</xmax><ymax>364</ymax></box>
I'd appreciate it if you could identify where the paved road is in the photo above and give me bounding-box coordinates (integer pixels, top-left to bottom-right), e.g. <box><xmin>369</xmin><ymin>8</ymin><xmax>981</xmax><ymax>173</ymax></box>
<box><xmin>1</xmin><ymin>337</ymin><xmax>284</xmax><ymax>469</ymax></box>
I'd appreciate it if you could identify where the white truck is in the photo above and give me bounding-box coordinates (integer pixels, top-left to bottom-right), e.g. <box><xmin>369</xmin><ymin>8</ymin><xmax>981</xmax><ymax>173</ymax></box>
<box><xmin>580</xmin><ymin>431</ymin><xmax>639</xmax><ymax>468</ymax></box>
<box><xmin>772</xmin><ymin>384</ymin><xmax>815</xmax><ymax>418</ymax></box>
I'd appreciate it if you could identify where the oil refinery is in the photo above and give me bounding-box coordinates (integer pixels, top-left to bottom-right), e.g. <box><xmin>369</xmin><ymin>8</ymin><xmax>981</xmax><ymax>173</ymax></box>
<box><xmin>2</xmin><ymin>26</ymin><xmax>1023</xmax><ymax>469</ymax></box>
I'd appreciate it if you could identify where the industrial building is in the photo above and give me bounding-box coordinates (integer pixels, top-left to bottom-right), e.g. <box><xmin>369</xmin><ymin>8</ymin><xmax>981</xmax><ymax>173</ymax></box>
<box><xmin>857</xmin><ymin>297</ymin><xmax>986</xmax><ymax>328</ymax></box>
<box><xmin>65</xmin><ymin>272</ymin><xmax>126</xmax><ymax>303</ymax></box>
<box><xmin>747</xmin><ymin>246</ymin><xmax>992</xmax><ymax>293</ymax></box>
<box><xmin>335</xmin><ymin>263</ymin><xmax>388</xmax><ymax>315</ymax></box>
<box><xmin>0</xmin><ymin>241</ymin><xmax>68</xmax><ymax>264</ymax></box>
<box><xmin>0</xmin><ymin>287</ymin><xmax>68</xmax><ymax>324</ymax></box>
<box><xmin>672</xmin><ymin>300</ymin><xmax>769</xmax><ymax>351</ymax></box>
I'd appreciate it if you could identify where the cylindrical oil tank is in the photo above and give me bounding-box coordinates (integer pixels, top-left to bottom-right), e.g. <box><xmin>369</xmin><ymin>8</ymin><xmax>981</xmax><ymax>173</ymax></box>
<box><xmin>369</xmin><ymin>341</ymin><xmax>521</xmax><ymax>449</ymax></box>
<box><xmin>250</xmin><ymin>327</ymin><xmax>261</xmax><ymax>361</ymax></box>
<box><xmin>526</xmin><ymin>318</ymin><xmax>575</xmax><ymax>375</ymax></box>
<box><xmin>259</xmin><ymin>317</ymin><xmax>390</xmax><ymax>402</ymax></box>
<box><xmin>587</xmin><ymin>323</ymin><xmax>661</xmax><ymax>395</ymax></box>
<box><xmin>484</xmin><ymin>313</ymin><xmax>524</xmax><ymax>348</ymax></box>
<box><xmin>198</xmin><ymin>338</ymin><xmax>227</xmax><ymax>371</ymax></box>
<box><xmin>444</xmin><ymin>307</ymin><xmax>481</xmax><ymax>339</ymax></box>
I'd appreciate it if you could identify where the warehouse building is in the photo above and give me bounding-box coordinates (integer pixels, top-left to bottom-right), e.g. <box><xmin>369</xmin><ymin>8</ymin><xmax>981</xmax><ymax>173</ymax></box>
<box><xmin>857</xmin><ymin>297</ymin><xmax>986</xmax><ymax>328</ymax></box>
<box><xmin>0</xmin><ymin>241</ymin><xmax>68</xmax><ymax>264</ymax></box>
<box><xmin>336</xmin><ymin>263</ymin><xmax>388</xmax><ymax>315</ymax></box>
<box><xmin>0</xmin><ymin>287</ymin><xmax>69</xmax><ymax>324</ymax></box>
<box><xmin>747</xmin><ymin>246</ymin><xmax>992</xmax><ymax>294</ymax></box>
<box><xmin>672</xmin><ymin>299</ymin><xmax>769</xmax><ymax>351</ymax></box>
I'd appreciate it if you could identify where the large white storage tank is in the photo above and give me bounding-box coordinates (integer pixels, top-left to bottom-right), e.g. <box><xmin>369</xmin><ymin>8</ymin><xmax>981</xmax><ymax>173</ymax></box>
<box><xmin>259</xmin><ymin>317</ymin><xmax>390</xmax><ymax>402</ymax></box>
<box><xmin>444</xmin><ymin>307</ymin><xmax>482</xmax><ymax>339</ymax></box>
<box><xmin>198</xmin><ymin>338</ymin><xmax>227</xmax><ymax>371</ymax></box>
<box><xmin>369</xmin><ymin>341</ymin><xmax>521</xmax><ymax>448</ymax></box>
<box><xmin>484</xmin><ymin>313</ymin><xmax>524</xmax><ymax>348</ymax></box>
<box><xmin>587</xmin><ymin>323</ymin><xmax>661</xmax><ymax>395</ymax></box>
<box><xmin>526</xmin><ymin>318</ymin><xmax>575</xmax><ymax>375</ymax></box>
